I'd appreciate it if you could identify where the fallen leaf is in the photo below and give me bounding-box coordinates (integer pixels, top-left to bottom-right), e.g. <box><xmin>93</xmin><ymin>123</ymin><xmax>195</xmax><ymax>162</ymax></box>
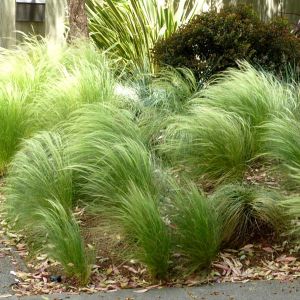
<box><xmin>276</xmin><ymin>256</ymin><xmax>297</xmax><ymax>263</ymax></box>
<box><xmin>134</xmin><ymin>284</ymin><xmax>161</xmax><ymax>293</ymax></box>
<box><xmin>262</xmin><ymin>247</ymin><xmax>273</xmax><ymax>253</ymax></box>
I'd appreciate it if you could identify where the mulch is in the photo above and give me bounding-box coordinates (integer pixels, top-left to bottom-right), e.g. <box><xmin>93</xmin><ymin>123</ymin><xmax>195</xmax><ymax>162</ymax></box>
<box><xmin>0</xmin><ymin>223</ymin><xmax>299</xmax><ymax>297</ymax></box>
<box><xmin>0</xmin><ymin>169</ymin><xmax>299</xmax><ymax>297</ymax></box>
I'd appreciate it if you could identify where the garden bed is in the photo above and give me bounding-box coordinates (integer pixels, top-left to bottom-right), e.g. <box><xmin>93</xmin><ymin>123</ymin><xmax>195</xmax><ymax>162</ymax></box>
<box><xmin>1</xmin><ymin>223</ymin><xmax>299</xmax><ymax>297</ymax></box>
<box><xmin>0</xmin><ymin>37</ymin><xmax>299</xmax><ymax>295</ymax></box>
<box><xmin>1</xmin><ymin>173</ymin><xmax>299</xmax><ymax>297</ymax></box>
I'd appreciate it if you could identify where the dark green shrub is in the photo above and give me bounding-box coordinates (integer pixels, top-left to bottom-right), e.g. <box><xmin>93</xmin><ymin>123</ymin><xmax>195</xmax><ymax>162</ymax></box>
<box><xmin>153</xmin><ymin>4</ymin><xmax>300</xmax><ymax>79</ymax></box>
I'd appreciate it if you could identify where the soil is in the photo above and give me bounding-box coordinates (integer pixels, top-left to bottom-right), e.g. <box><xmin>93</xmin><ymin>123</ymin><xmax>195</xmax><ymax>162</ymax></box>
<box><xmin>0</xmin><ymin>167</ymin><xmax>299</xmax><ymax>297</ymax></box>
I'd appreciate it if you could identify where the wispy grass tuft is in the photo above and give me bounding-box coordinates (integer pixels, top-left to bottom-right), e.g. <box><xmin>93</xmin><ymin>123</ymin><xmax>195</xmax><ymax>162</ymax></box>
<box><xmin>144</xmin><ymin>67</ymin><xmax>200</xmax><ymax>113</ymax></box>
<box><xmin>261</xmin><ymin>113</ymin><xmax>300</xmax><ymax>182</ymax></box>
<box><xmin>0</xmin><ymin>38</ymin><xmax>119</xmax><ymax>170</ymax></box>
<box><xmin>81</xmin><ymin>138</ymin><xmax>164</xmax><ymax>213</ymax></box>
<box><xmin>116</xmin><ymin>184</ymin><xmax>171</xmax><ymax>279</ymax></box>
<box><xmin>34</xmin><ymin>52</ymin><xmax>117</xmax><ymax>130</ymax></box>
<box><xmin>280</xmin><ymin>197</ymin><xmax>300</xmax><ymax>240</ymax></box>
<box><xmin>211</xmin><ymin>184</ymin><xmax>286</xmax><ymax>247</ymax></box>
<box><xmin>0</xmin><ymin>38</ymin><xmax>63</xmax><ymax>171</ymax></box>
<box><xmin>64</xmin><ymin>105</ymin><xmax>146</xmax><ymax>206</ymax></box>
<box><xmin>4</xmin><ymin>131</ymin><xmax>92</xmax><ymax>282</ymax></box>
<box><xmin>171</xmin><ymin>183</ymin><xmax>221</xmax><ymax>271</ymax></box>
<box><xmin>195</xmin><ymin>62</ymin><xmax>296</xmax><ymax>137</ymax></box>
<box><xmin>130</xmin><ymin>67</ymin><xmax>200</xmax><ymax>148</ymax></box>
<box><xmin>65</xmin><ymin>104</ymin><xmax>142</xmax><ymax>168</ymax></box>
<box><xmin>161</xmin><ymin>106</ymin><xmax>255</xmax><ymax>183</ymax></box>
<box><xmin>0</xmin><ymin>88</ymin><xmax>34</xmax><ymax>172</ymax></box>
<box><xmin>64</xmin><ymin>103</ymin><xmax>171</xmax><ymax>277</ymax></box>
<box><xmin>5</xmin><ymin>131</ymin><xmax>73</xmax><ymax>223</ymax></box>
<box><xmin>36</xmin><ymin>200</ymin><xmax>92</xmax><ymax>284</ymax></box>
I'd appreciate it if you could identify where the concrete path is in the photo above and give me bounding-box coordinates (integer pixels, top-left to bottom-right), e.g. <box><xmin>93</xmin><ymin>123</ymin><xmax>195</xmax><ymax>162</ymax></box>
<box><xmin>1</xmin><ymin>279</ymin><xmax>297</xmax><ymax>300</ymax></box>
<box><xmin>0</xmin><ymin>241</ymin><xmax>16</xmax><ymax>295</ymax></box>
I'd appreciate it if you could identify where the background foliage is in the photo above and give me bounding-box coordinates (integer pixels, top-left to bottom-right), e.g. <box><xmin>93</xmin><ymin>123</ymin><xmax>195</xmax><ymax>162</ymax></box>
<box><xmin>153</xmin><ymin>4</ymin><xmax>300</xmax><ymax>80</ymax></box>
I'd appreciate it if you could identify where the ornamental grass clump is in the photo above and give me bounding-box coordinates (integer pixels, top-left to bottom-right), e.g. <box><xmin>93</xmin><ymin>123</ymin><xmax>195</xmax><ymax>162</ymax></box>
<box><xmin>0</xmin><ymin>40</ymin><xmax>62</xmax><ymax>171</ymax></box>
<box><xmin>161</xmin><ymin>106</ymin><xmax>255</xmax><ymax>183</ymax></box>
<box><xmin>36</xmin><ymin>200</ymin><xmax>92</xmax><ymax>284</ymax></box>
<box><xmin>0</xmin><ymin>38</ymin><xmax>62</xmax><ymax>93</ymax></box>
<box><xmin>65</xmin><ymin>104</ymin><xmax>142</xmax><ymax>168</ymax></box>
<box><xmin>116</xmin><ymin>184</ymin><xmax>171</xmax><ymax>279</ymax></box>
<box><xmin>0</xmin><ymin>38</ymin><xmax>119</xmax><ymax>171</ymax></box>
<box><xmin>64</xmin><ymin>104</ymin><xmax>147</xmax><ymax>209</ymax></box>
<box><xmin>280</xmin><ymin>197</ymin><xmax>300</xmax><ymax>240</ymax></box>
<box><xmin>34</xmin><ymin>52</ymin><xmax>117</xmax><ymax>130</ymax></box>
<box><xmin>133</xmin><ymin>67</ymin><xmax>200</xmax><ymax>148</ymax></box>
<box><xmin>145</xmin><ymin>67</ymin><xmax>199</xmax><ymax>113</ymax></box>
<box><xmin>65</xmin><ymin>104</ymin><xmax>164</xmax><ymax>203</ymax></box>
<box><xmin>211</xmin><ymin>184</ymin><xmax>286</xmax><ymax>247</ymax></box>
<box><xmin>4</xmin><ymin>132</ymin><xmax>92</xmax><ymax>282</ymax></box>
<box><xmin>0</xmin><ymin>88</ymin><xmax>34</xmax><ymax>172</ymax></box>
<box><xmin>80</xmin><ymin>140</ymin><xmax>170</xmax><ymax>278</ymax></box>
<box><xmin>81</xmin><ymin>138</ymin><xmax>164</xmax><ymax>213</ymax></box>
<box><xmin>261</xmin><ymin>113</ymin><xmax>300</xmax><ymax>181</ymax></box>
<box><xmin>171</xmin><ymin>183</ymin><xmax>221</xmax><ymax>271</ymax></box>
<box><xmin>195</xmin><ymin>62</ymin><xmax>295</xmax><ymax>132</ymax></box>
<box><xmin>5</xmin><ymin>131</ymin><xmax>73</xmax><ymax>221</ymax></box>
<box><xmin>64</xmin><ymin>103</ymin><xmax>171</xmax><ymax>277</ymax></box>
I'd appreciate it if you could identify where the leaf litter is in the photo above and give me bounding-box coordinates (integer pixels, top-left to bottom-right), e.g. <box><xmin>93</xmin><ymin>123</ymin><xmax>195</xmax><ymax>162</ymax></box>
<box><xmin>1</xmin><ymin>223</ymin><xmax>299</xmax><ymax>296</ymax></box>
<box><xmin>0</xmin><ymin>179</ymin><xmax>299</xmax><ymax>296</ymax></box>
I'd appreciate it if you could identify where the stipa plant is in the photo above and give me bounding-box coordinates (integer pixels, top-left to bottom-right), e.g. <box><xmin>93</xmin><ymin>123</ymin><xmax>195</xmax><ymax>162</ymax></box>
<box><xmin>4</xmin><ymin>131</ymin><xmax>92</xmax><ymax>282</ymax></box>
<box><xmin>194</xmin><ymin>62</ymin><xmax>295</xmax><ymax>136</ymax></box>
<box><xmin>59</xmin><ymin>40</ymin><xmax>112</xmax><ymax>71</ymax></box>
<box><xmin>65</xmin><ymin>105</ymin><xmax>170</xmax><ymax>278</ymax></box>
<box><xmin>280</xmin><ymin>197</ymin><xmax>300</xmax><ymax>240</ymax></box>
<box><xmin>211</xmin><ymin>184</ymin><xmax>286</xmax><ymax>247</ymax></box>
<box><xmin>81</xmin><ymin>138</ymin><xmax>165</xmax><ymax>213</ymax></box>
<box><xmin>5</xmin><ymin>131</ymin><xmax>74</xmax><ymax>234</ymax></box>
<box><xmin>137</xmin><ymin>107</ymin><xmax>172</xmax><ymax>149</ymax></box>
<box><xmin>115</xmin><ymin>184</ymin><xmax>171</xmax><ymax>279</ymax></box>
<box><xmin>0</xmin><ymin>38</ymin><xmax>118</xmax><ymax>169</ymax></box>
<box><xmin>0</xmin><ymin>36</ymin><xmax>67</xmax><ymax>167</ymax></box>
<box><xmin>36</xmin><ymin>200</ymin><xmax>92</xmax><ymax>284</ymax></box>
<box><xmin>261</xmin><ymin>113</ymin><xmax>300</xmax><ymax>182</ymax></box>
<box><xmin>129</xmin><ymin>67</ymin><xmax>200</xmax><ymax>148</ymax></box>
<box><xmin>0</xmin><ymin>39</ymin><xmax>65</xmax><ymax>170</ymax></box>
<box><xmin>34</xmin><ymin>55</ymin><xmax>117</xmax><ymax>130</ymax></box>
<box><xmin>87</xmin><ymin>0</ymin><xmax>202</xmax><ymax>73</ymax></box>
<box><xmin>0</xmin><ymin>38</ymin><xmax>62</xmax><ymax>94</ymax></box>
<box><xmin>65</xmin><ymin>104</ymin><xmax>169</xmax><ymax>207</ymax></box>
<box><xmin>65</xmin><ymin>104</ymin><xmax>142</xmax><ymax>167</ymax></box>
<box><xmin>0</xmin><ymin>88</ymin><xmax>34</xmax><ymax>172</ymax></box>
<box><xmin>161</xmin><ymin>106</ymin><xmax>255</xmax><ymax>184</ymax></box>
<box><xmin>170</xmin><ymin>183</ymin><xmax>221</xmax><ymax>272</ymax></box>
<box><xmin>144</xmin><ymin>67</ymin><xmax>200</xmax><ymax>113</ymax></box>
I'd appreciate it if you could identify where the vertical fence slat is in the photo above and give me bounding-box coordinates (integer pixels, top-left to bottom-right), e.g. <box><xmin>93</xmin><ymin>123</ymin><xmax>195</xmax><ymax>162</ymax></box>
<box><xmin>45</xmin><ymin>0</ymin><xmax>67</xmax><ymax>44</ymax></box>
<box><xmin>0</xmin><ymin>0</ymin><xmax>16</xmax><ymax>48</ymax></box>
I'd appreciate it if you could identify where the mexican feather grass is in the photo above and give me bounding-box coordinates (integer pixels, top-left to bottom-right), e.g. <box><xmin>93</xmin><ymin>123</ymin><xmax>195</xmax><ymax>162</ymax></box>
<box><xmin>161</xmin><ymin>106</ymin><xmax>255</xmax><ymax>183</ymax></box>
<box><xmin>4</xmin><ymin>131</ymin><xmax>92</xmax><ymax>282</ymax></box>
<box><xmin>170</xmin><ymin>183</ymin><xmax>221</xmax><ymax>272</ymax></box>
<box><xmin>211</xmin><ymin>184</ymin><xmax>286</xmax><ymax>247</ymax></box>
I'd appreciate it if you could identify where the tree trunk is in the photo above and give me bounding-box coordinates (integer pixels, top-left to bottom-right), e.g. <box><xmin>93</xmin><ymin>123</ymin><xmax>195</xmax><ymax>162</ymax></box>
<box><xmin>67</xmin><ymin>0</ymin><xmax>89</xmax><ymax>42</ymax></box>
